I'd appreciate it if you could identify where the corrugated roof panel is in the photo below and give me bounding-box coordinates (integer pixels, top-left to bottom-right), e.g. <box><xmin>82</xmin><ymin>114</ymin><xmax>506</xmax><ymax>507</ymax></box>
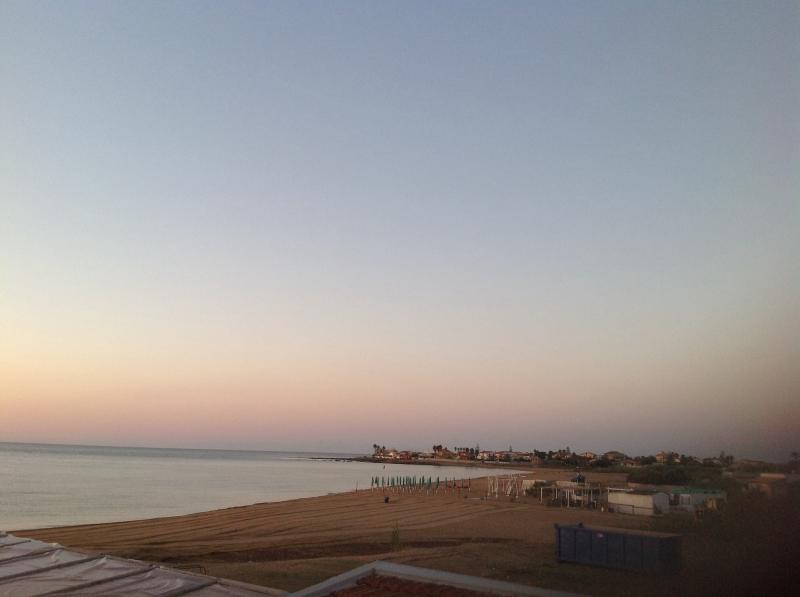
<box><xmin>0</xmin><ymin>549</ymin><xmax>90</xmax><ymax>581</ymax></box>
<box><xmin>0</xmin><ymin>540</ymin><xmax>56</xmax><ymax>562</ymax></box>
<box><xmin>0</xmin><ymin>534</ymin><xmax>281</xmax><ymax>596</ymax></box>
<box><xmin>0</xmin><ymin>556</ymin><xmax>142</xmax><ymax>597</ymax></box>
<box><xmin>0</xmin><ymin>536</ymin><xmax>29</xmax><ymax>547</ymax></box>
<box><xmin>62</xmin><ymin>565</ymin><xmax>214</xmax><ymax>595</ymax></box>
<box><xmin>191</xmin><ymin>582</ymin><xmax>281</xmax><ymax>596</ymax></box>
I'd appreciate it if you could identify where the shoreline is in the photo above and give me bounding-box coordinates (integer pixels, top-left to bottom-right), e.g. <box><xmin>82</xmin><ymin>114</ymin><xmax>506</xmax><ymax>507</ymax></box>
<box><xmin>21</xmin><ymin>469</ymin><xmax>646</xmax><ymax>595</ymax></box>
<box><xmin>4</xmin><ymin>446</ymin><xmax>520</xmax><ymax>532</ymax></box>
<box><xmin>13</xmin><ymin>464</ymin><xmax>613</xmax><ymax>534</ymax></box>
<box><xmin>10</xmin><ymin>464</ymin><xmax>608</xmax><ymax>534</ymax></box>
<box><xmin>350</xmin><ymin>456</ymin><xmax>622</xmax><ymax>472</ymax></box>
<box><xmin>351</xmin><ymin>456</ymin><xmax>536</xmax><ymax>468</ymax></box>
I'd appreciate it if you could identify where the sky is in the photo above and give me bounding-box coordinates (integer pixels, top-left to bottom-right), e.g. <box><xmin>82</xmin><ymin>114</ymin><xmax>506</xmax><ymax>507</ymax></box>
<box><xmin>1</xmin><ymin>1</ymin><xmax>798</xmax><ymax>461</ymax></box>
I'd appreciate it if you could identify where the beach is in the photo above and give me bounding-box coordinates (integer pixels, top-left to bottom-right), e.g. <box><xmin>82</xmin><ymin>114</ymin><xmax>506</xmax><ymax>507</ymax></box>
<box><xmin>20</xmin><ymin>470</ymin><xmax>664</xmax><ymax>596</ymax></box>
<box><xmin>0</xmin><ymin>442</ymin><xmax>505</xmax><ymax>530</ymax></box>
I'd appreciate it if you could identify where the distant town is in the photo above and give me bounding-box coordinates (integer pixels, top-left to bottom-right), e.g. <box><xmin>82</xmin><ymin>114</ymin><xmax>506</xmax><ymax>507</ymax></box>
<box><xmin>366</xmin><ymin>443</ymin><xmax>792</xmax><ymax>471</ymax></box>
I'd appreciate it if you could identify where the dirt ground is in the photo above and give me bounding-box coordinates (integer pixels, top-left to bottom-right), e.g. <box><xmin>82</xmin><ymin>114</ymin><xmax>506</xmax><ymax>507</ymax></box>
<box><xmin>21</xmin><ymin>472</ymin><xmax>717</xmax><ymax>595</ymax></box>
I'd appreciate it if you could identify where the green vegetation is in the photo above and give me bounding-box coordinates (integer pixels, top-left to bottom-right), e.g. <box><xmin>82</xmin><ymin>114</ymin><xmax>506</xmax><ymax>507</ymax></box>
<box><xmin>627</xmin><ymin>464</ymin><xmax>727</xmax><ymax>486</ymax></box>
<box><xmin>390</xmin><ymin>522</ymin><xmax>401</xmax><ymax>551</ymax></box>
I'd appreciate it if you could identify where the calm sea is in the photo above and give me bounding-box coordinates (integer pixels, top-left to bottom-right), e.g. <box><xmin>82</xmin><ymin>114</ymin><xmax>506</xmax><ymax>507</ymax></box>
<box><xmin>1</xmin><ymin>442</ymin><xmax>504</xmax><ymax>531</ymax></box>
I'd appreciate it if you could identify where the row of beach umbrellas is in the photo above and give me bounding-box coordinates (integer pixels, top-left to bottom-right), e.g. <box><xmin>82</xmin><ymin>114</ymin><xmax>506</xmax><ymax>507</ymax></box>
<box><xmin>369</xmin><ymin>475</ymin><xmax>471</xmax><ymax>490</ymax></box>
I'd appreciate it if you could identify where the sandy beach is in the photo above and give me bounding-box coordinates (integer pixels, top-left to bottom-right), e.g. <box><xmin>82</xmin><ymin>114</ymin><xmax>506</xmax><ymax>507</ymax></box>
<box><xmin>19</xmin><ymin>470</ymin><xmax>681</xmax><ymax>596</ymax></box>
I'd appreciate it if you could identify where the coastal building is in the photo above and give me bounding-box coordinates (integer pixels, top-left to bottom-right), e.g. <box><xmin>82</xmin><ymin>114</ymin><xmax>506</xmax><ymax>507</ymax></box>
<box><xmin>433</xmin><ymin>447</ymin><xmax>456</xmax><ymax>459</ymax></box>
<box><xmin>669</xmin><ymin>488</ymin><xmax>726</xmax><ymax>513</ymax></box>
<box><xmin>655</xmin><ymin>451</ymin><xmax>677</xmax><ymax>464</ymax></box>
<box><xmin>607</xmin><ymin>487</ymin><xmax>727</xmax><ymax>516</ymax></box>
<box><xmin>602</xmin><ymin>451</ymin><xmax>628</xmax><ymax>462</ymax></box>
<box><xmin>607</xmin><ymin>488</ymin><xmax>670</xmax><ymax>516</ymax></box>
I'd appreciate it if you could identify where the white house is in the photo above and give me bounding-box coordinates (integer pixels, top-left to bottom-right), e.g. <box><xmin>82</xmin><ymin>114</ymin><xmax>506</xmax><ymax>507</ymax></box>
<box><xmin>607</xmin><ymin>489</ymin><xmax>670</xmax><ymax>516</ymax></box>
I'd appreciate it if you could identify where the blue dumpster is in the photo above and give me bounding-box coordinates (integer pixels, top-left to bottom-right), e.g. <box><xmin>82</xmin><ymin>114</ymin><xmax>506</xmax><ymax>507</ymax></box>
<box><xmin>555</xmin><ymin>524</ymin><xmax>681</xmax><ymax>572</ymax></box>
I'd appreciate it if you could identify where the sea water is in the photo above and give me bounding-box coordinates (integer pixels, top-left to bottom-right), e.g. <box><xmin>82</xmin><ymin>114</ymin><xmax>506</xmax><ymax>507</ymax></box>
<box><xmin>0</xmin><ymin>442</ymin><xmax>508</xmax><ymax>530</ymax></box>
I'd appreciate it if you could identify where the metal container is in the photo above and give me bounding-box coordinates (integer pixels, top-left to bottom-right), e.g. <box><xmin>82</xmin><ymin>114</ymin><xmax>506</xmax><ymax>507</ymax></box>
<box><xmin>554</xmin><ymin>524</ymin><xmax>681</xmax><ymax>572</ymax></box>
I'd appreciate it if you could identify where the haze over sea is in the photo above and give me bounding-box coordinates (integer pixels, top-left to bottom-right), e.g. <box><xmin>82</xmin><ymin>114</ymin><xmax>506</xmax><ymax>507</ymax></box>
<box><xmin>0</xmin><ymin>442</ymin><xmax>505</xmax><ymax>531</ymax></box>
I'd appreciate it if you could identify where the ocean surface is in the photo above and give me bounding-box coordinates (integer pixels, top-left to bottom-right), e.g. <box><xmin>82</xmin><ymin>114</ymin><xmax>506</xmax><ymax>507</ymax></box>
<box><xmin>1</xmin><ymin>442</ymin><xmax>509</xmax><ymax>531</ymax></box>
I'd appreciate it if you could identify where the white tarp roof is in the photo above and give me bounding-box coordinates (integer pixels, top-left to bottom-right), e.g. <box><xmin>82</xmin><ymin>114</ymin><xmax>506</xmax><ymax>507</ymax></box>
<box><xmin>0</xmin><ymin>532</ymin><xmax>282</xmax><ymax>596</ymax></box>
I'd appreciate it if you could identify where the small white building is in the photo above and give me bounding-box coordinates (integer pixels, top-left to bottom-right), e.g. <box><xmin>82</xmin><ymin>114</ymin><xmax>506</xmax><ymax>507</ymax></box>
<box><xmin>607</xmin><ymin>489</ymin><xmax>670</xmax><ymax>516</ymax></box>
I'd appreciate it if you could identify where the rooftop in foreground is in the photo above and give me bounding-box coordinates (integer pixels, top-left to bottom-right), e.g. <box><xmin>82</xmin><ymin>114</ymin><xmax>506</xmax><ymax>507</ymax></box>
<box><xmin>0</xmin><ymin>532</ymin><xmax>285</xmax><ymax>596</ymax></box>
<box><xmin>292</xmin><ymin>561</ymin><xmax>582</xmax><ymax>597</ymax></box>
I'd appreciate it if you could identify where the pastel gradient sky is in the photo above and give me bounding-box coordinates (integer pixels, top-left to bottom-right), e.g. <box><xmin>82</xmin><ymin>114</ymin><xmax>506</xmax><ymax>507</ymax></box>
<box><xmin>2</xmin><ymin>1</ymin><xmax>798</xmax><ymax>460</ymax></box>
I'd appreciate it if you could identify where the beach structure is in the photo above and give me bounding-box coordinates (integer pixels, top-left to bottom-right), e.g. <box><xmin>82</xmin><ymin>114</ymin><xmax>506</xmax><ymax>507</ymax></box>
<box><xmin>523</xmin><ymin>480</ymin><xmax>602</xmax><ymax>508</ymax></box>
<box><xmin>0</xmin><ymin>532</ymin><xmax>284</xmax><ymax>596</ymax></box>
<box><xmin>607</xmin><ymin>487</ymin><xmax>727</xmax><ymax>516</ymax></box>
<box><xmin>370</xmin><ymin>474</ymin><xmax>470</xmax><ymax>496</ymax></box>
<box><xmin>486</xmin><ymin>474</ymin><xmax>523</xmax><ymax>499</ymax></box>
<box><xmin>668</xmin><ymin>488</ymin><xmax>726</xmax><ymax>513</ymax></box>
<box><xmin>606</xmin><ymin>488</ymin><xmax>670</xmax><ymax>516</ymax></box>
